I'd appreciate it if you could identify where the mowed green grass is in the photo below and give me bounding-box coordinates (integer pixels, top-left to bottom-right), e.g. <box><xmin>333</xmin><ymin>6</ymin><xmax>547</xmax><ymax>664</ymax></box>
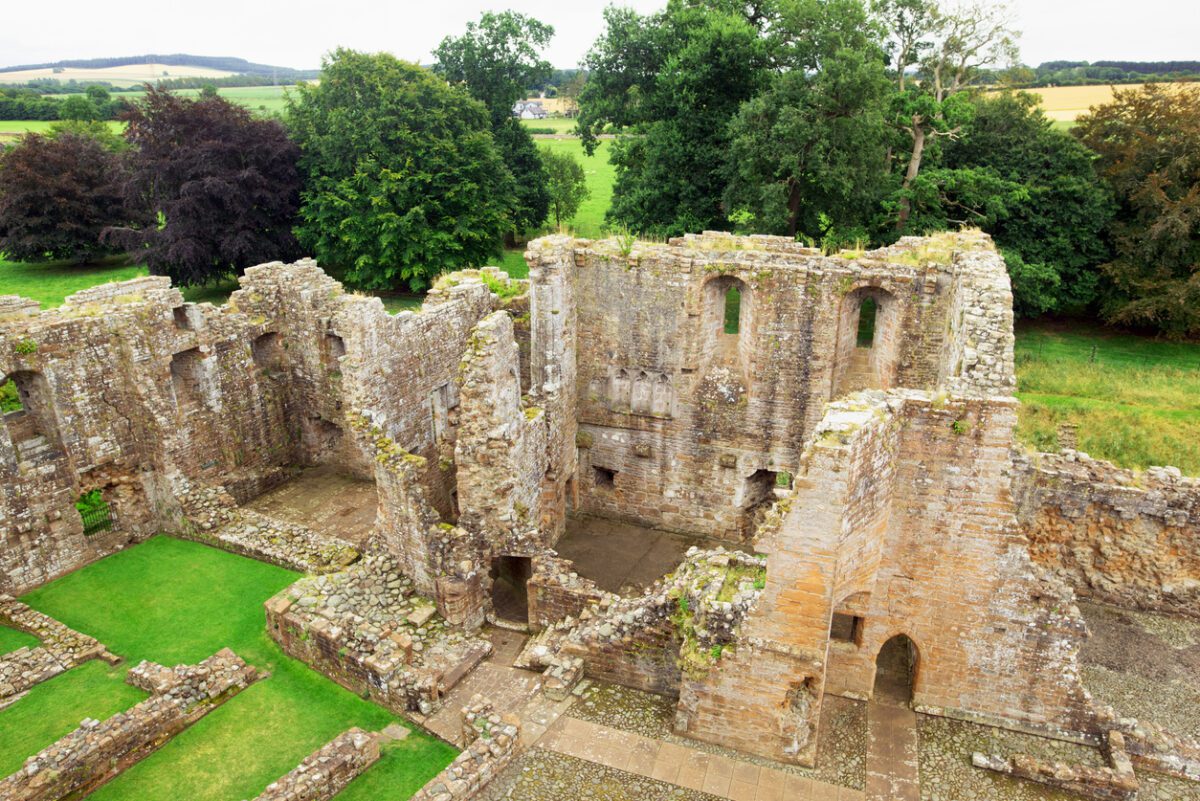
<box><xmin>0</xmin><ymin>624</ymin><xmax>39</xmax><ymax>653</ymax></box>
<box><xmin>11</xmin><ymin>536</ymin><xmax>454</xmax><ymax>801</ymax></box>
<box><xmin>1015</xmin><ymin>321</ymin><xmax>1200</xmax><ymax>473</ymax></box>
<box><xmin>537</xmin><ymin>138</ymin><xmax>615</xmax><ymax>239</ymax></box>
<box><xmin>0</xmin><ymin>659</ymin><xmax>147</xmax><ymax>777</ymax></box>
<box><xmin>520</xmin><ymin>116</ymin><xmax>579</xmax><ymax>134</ymax></box>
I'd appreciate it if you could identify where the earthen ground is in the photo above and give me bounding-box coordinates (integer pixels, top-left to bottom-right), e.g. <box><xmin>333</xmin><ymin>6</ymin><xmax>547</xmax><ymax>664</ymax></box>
<box><xmin>556</xmin><ymin>515</ymin><xmax>734</xmax><ymax>595</ymax></box>
<box><xmin>243</xmin><ymin>465</ymin><xmax>378</xmax><ymax>546</ymax></box>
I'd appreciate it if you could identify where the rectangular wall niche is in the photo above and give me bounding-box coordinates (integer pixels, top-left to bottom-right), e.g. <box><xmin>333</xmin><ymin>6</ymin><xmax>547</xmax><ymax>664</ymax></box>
<box><xmin>593</xmin><ymin>466</ymin><xmax>617</xmax><ymax>490</ymax></box>
<box><xmin>170</xmin><ymin>348</ymin><xmax>211</xmax><ymax>414</ymax></box>
<box><xmin>830</xmin><ymin>613</ymin><xmax>863</xmax><ymax>644</ymax></box>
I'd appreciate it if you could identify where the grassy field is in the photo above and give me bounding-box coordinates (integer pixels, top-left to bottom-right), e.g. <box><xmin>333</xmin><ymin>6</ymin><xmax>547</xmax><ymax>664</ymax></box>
<box><xmin>1029</xmin><ymin>82</ymin><xmax>1200</xmax><ymax>122</ymax></box>
<box><xmin>0</xmin><ymin>624</ymin><xmax>40</xmax><ymax>653</ymax></box>
<box><xmin>1015</xmin><ymin>321</ymin><xmax>1200</xmax><ymax>473</ymax></box>
<box><xmin>11</xmin><ymin>536</ymin><xmax>454</xmax><ymax>801</ymax></box>
<box><xmin>537</xmin><ymin>138</ymin><xmax>615</xmax><ymax>239</ymax></box>
<box><xmin>46</xmin><ymin>85</ymin><xmax>295</xmax><ymax>115</ymax></box>
<box><xmin>0</xmin><ymin>659</ymin><xmax>147</xmax><ymax>777</ymax></box>
<box><xmin>521</xmin><ymin>117</ymin><xmax>579</xmax><ymax>134</ymax></box>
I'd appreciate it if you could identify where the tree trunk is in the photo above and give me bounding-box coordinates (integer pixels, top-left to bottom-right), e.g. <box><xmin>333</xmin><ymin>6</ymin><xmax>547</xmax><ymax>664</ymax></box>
<box><xmin>786</xmin><ymin>179</ymin><xmax>802</xmax><ymax>239</ymax></box>
<box><xmin>897</xmin><ymin>122</ymin><xmax>926</xmax><ymax>231</ymax></box>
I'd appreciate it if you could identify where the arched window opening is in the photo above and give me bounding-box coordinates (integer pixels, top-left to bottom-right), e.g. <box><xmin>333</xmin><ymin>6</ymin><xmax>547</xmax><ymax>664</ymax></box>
<box><xmin>724</xmin><ymin>286</ymin><xmax>742</xmax><ymax>335</ymax></box>
<box><xmin>857</xmin><ymin>296</ymin><xmax>877</xmax><ymax>347</ymax></box>
<box><xmin>2</xmin><ymin>371</ymin><xmax>62</xmax><ymax>460</ymax></box>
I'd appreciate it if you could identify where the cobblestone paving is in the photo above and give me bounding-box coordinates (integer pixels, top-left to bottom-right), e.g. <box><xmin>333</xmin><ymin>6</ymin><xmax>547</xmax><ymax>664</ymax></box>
<box><xmin>1078</xmin><ymin>601</ymin><xmax>1200</xmax><ymax>738</ymax></box>
<box><xmin>917</xmin><ymin>715</ymin><xmax>1101</xmax><ymax>801</ymax></box>
<box><xmin>476</xmin><ymin>748</ymin><xmax>724</xmax><ymax>801</ymax></box>
<box><xmin>566</xmin><ymin>681</ymin><xmax>867</xmax><ymax>790</ymax></box>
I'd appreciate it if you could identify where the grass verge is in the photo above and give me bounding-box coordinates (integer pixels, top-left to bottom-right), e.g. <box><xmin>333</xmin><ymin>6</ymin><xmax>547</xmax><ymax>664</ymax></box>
<box><xmin>0</xmin><ymin>624</ymin><xmax>39</xmax><ymax>653</ymax></box>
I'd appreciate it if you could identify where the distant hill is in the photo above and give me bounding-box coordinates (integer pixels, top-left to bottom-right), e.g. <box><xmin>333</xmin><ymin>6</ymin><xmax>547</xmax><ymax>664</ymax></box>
<box><xmin>0</xmin><ymin>55</ymin><xmax>319</xmax><ymax>88</ymax></box>
<box><xmin>0</xmin><ymin>54</ymin><xmax>315</xmax><ymax>77</ymax></box>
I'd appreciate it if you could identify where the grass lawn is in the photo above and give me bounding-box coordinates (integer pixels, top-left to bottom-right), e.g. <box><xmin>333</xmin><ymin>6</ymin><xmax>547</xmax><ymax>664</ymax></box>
<box><xmin>0</xmin><ymin>256</ymin><xmax>147</xmax><ymax>306</ymax></box>
<box><xmin>13</xmin><ymin>536</ymin><xmax>454</xmax><ymax>801</ymax></box>
<box><xmin>520</xmin><ymin>117</ymin><xmax>579</xmax><ymax>134</ymax></box>
<box><xmin>0</xmin><ymin>624</ymin><xmax>39</xmax><ymax>653</ymax></box>
<box><xmin>537</xmin><ymin>138</ymin><xmax>615</xmax><ymax>239</ymax></box>
<box><xmin>1015</xmin><ymin>320</ymin><xmax>1200</xmax><ymax>473</ymax></box>
<box><xmin>0</xmin><ymin>660</ymin><xmax>147</xmax><ymax>777</ymax></box>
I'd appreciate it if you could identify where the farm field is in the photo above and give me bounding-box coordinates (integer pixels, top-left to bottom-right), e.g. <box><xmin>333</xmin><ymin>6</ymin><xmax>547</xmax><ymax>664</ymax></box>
<box><xmin>46</xmin><ymin>84</ymin><xmax>296</xmax><ymax>114</ymax></box>
<box><xmin>13</xmin><ymin>536</ymin><xmax>456</xmax><ymax>801</ymax></box>
<box><xmin>1029</xmin><ymin>81</ymin><xmax>1200</xmax><ymax>121</ymax></box>
<box><xmin>0</xmin><ymin>63</ymin><xmax>235</xmax><ymax>86</ymax></box>
<box><xmin>520</xmin><ymin>116</ymin><xmax>579</xmax><ymax>134</ymax></box>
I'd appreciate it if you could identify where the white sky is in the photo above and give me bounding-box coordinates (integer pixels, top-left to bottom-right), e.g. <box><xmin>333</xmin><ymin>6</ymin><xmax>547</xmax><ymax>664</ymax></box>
<box><xmin>0</xmin><ymin>0</ymin><xmax>1196</xmax><ymax>71</ymax></box>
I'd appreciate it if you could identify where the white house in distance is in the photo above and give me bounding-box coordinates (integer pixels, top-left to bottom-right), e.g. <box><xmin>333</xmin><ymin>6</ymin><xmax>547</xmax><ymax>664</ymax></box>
<box><xmin>512</xmin><ymin>100</ymin><xmax>548</xmax><ymax>120</ymax></box>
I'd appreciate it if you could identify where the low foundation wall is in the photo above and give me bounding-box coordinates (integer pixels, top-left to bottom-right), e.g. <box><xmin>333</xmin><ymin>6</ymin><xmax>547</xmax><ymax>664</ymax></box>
<box><xmin>0</xmin><ymin>648</ymin><xmax>257</xmax><ymax>801</ymax></box>
<box><xmin>409</xmin><ymin>696</ymin><xmax>518</xmax><ymax>801</ymax></box>
<box><xmin>247</xmin><ymin>728</ymin><xmax>381</xmax><ymax>801</ymax></box>
<box><xmin>0</xmin><ymin>595</ymin><xmax>108</xmax><ymax>700</ymax></box>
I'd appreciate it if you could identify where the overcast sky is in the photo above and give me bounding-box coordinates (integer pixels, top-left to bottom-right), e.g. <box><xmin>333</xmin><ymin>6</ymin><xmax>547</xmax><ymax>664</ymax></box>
<box><xmin>1</xmin><ymin>0</ymin><xmax>1196</xmax><ymax>71</ymax></box>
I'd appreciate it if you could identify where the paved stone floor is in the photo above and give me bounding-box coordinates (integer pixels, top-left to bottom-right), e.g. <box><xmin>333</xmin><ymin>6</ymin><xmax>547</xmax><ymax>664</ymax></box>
<box><xmin>1078</xmin><ymin>600</ymin><xmax>1200</xmax><ymax>738</ymax></box>
<box><xmin>555</xmin><ymin>515</ymin><xmax>737</xmax><ymax>596</ymax></box>
<box><xmin>244</xmin><ymin>465</ymin><xmax>377</xmax><ymax>546</ymax></box>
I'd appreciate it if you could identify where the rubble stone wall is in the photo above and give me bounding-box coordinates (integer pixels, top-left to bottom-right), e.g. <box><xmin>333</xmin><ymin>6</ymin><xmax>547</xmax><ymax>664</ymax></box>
<box><xmin>0</xmin><ymin>595</ymin><xmax>107</xmax><ymax>699</ymax></box>
<box><xmin>0</xmin><ymin>262</ymin><xmax>513</xmax><ymax>598</ymax></box>
<box><xmin>247</xmin><ymin>728</ymin><xmax>381</xmax><ymax>801</ymax></box>
<box><xmin>1014</xmin><ymin>452</ymin><xmax>1200</xmax><ymax>617</ymax></box>
<box><xmin>678</xmin><ymin>392</ymin><xmax>1097</xmax><ymax>767</ymax></box>
<box><xmin>0</xmin><ymin>648</ymin><xmax>256</xmax><ymax>801</ymax></box>
<box><xmin>408</xmin><ymin>696</ymin><xmax>519</xmax><ymax>801</ymax></box>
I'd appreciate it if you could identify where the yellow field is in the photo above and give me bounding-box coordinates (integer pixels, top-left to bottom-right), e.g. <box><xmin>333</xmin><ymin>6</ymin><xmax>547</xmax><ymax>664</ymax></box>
<box><xmin>1030</xmin><ymin>82</ymin><xmax>1200</xmax><ymax>121</ymax></box>
<box><xmin>0</xmin><ymin>64</ymin><xmax>236</xmax><ymax>87</ymax></box>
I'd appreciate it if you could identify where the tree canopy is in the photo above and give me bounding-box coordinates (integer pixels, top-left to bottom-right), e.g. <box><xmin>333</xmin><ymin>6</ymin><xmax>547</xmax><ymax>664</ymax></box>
<box><xmin>1076</xmin><ymin>84</ymin><xmax>1200</xmax><ymax>337</ymax></box>
<box><xmin>0</xmin><ymin>132</ymin><xmax>128</xmax><ymax>263</ymax></box>
<box><xmin>288</xmin><ymin>49</ymin><xmax>512</xmax><ymax>291</ymax></box>
<box><xmin>541</xmin><ymin>148</ymin><xmax>590</xmax><ymax>228</ymax></box>
<box><xmin>434</xmin><ymin>12</ymin><xmax>556</xmax><ymax>236</ymax></box>
<box><xmin>109</xmin><ymin>87</ymin><xmax>301</xmax><ymax>286</ymax></box>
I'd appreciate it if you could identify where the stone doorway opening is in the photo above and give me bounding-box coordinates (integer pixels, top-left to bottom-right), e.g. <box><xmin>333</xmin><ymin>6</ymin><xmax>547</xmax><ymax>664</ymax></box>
<box><xmin>490</xmin><ymin>555</ymin><xmax>532</xmax><ymax>626</ymax></box>
<box><xmin>874</xmin><ymin>634</ymin><xmax>918</xmax><ymax>705</ymax></box>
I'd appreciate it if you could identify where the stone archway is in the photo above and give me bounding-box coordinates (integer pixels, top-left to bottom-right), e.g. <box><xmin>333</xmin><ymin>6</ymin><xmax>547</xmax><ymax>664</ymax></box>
<box><xmin>874</xmin><ymin>633</ymin><xmax>918</xmax><ymax>705</ymax></box>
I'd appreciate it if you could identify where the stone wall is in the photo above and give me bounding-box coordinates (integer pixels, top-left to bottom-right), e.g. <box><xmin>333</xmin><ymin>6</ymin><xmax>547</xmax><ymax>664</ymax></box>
<box><xmin>247</xmin><ymin>728</ymin><xmax>381</xmax><ymax>801</ymax></box>
<box><xmin>677</xmin><ymin>392</ymin><xmax>1098</xmax><ymax>767</ymax></box>
<box><xmin>529</xmin><ymin>230</ymin><xmax>1013</xmax><ymax>542</ymax></box>
<box><xmin>1015</xmin><ymin>451</ymin><xmax>1200</xmax><ymax>617</ymax></box>
<box><xmin>0</xmin><ymin>648</ymin><xmax>257</xmax><ymax>801</ymax></box>
<box><xmin>0</xmin><ymin>260</ymin><xmax>521</xmax><ymax>603</ymax></box>
<box><xmin>0</xmin><ymin>595</ymin><xmax>108</xmax><ymax>700</ymax></box>
<box><xmin>408</xmin><ymin>695</ymin><xmax>519</xmax><ymax>801</ymax></box>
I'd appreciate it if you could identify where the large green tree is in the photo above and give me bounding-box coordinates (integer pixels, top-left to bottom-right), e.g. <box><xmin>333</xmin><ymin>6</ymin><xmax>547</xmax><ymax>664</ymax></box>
<box><xmin>724</xmin><ymin>0</ymin><xmax>893</xmax><ymax>241</ymax></box>
<box><xmin>1076</xmin><ymin>84</ymin><xmax>1200</xmax><ymax>337</ymax></box>
<box><xmin>288</xmin><ymin>50</ymin><xmax>512</xmax><ymax>291</ymax></box>
<box><xmin>577</xmin><ymin>2</ymin><xmax>768</xmax><ymax>237</ymax></box>
<box><xmin>434</xmin><ymin>12</ymin><xmax>554</xmax><ymax>235</ymax></box>
<box><xmin>941</xmin><ymin>91</ymin><xmax>1113</xmax><ymax>315</ymax></box>
<box><xmin>540</xmin><ymin>147</ymin><xmax>590</xmax><ymax>228</ymax></box>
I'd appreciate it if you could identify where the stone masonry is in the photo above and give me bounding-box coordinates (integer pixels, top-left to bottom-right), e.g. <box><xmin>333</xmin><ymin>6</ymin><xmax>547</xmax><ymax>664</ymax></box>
<box><xmin>3</xmin><ymin>228</ymin><xmax>1198</xmax><ymax>798</ymax></box>
<box><xmin>0</xmin><ymin>594</ymin><xmax>110</xmax><ymax>701</ymax></box>
<box><xmin>247</xmin><ymin>728</ymin><xmax>382</xmax><ymax>801</ymax></box>
<box><xmin>0</xmin><ymin>648</ymin><xmax>257</xmax><ymax>801</ymax></box>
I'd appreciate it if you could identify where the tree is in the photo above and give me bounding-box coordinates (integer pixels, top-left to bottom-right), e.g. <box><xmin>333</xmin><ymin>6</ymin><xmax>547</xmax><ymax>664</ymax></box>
<box><xmin>541</xmin><ymin>147</ymin><xmax>590</xmax><ymax>228</ymax></box>
<box><xmin>288</xmin><ymin>50</ymin><xmax>512</xmax><ymax>291</ymax></box>
<box><xmin>59</xmin><ymin>95</ymin><xmax>100</xmax><ymax>121</ymax></box>
<box><xmin>0</xmin><ymin>132</ymin><xmax>128</xmax><ymax>262</ymax></box>
<box><xmin>874</xmin><ymin>0</ymin><xmax>1019</xmax><ymax>228</ymax></box>
<box><xmin>108</xmin><ymin>87</ymin><xmax>301</xmax><ymax>286</ymax></box>
<box><xmin>941</xmin><ymin>91</ymin><xmax>1113</xmax><ymax>315</ymax></box>
<box><xmin>85</xmin><ymin>85</ymin><xmax>110</xmax><ymax>104</ymax></box>
<box><xmin>724</xmin><ymin>0</ymin><xmax>893</xmax><ymax>241</ymax></box>
<box><xmin>1076</xmin><ymin>84</ymin><xmax>1200</xmax><ymax>336</ymax></box>
<box><xmin>578</xmin><ymin>3</ymin><xmax>768</xmax><ymax>236</ymax></box>
<box><xmin>434</xmin><ymin>12</ymin><xmax>555</xmax><ymax>234</ymax></box>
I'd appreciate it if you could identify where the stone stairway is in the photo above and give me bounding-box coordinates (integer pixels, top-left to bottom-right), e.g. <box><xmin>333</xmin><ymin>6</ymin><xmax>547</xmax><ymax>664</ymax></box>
<box><xmin>837</xmin><ymin>348</ymin><xmax>877</xmax><ymax>395</ymax></box>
